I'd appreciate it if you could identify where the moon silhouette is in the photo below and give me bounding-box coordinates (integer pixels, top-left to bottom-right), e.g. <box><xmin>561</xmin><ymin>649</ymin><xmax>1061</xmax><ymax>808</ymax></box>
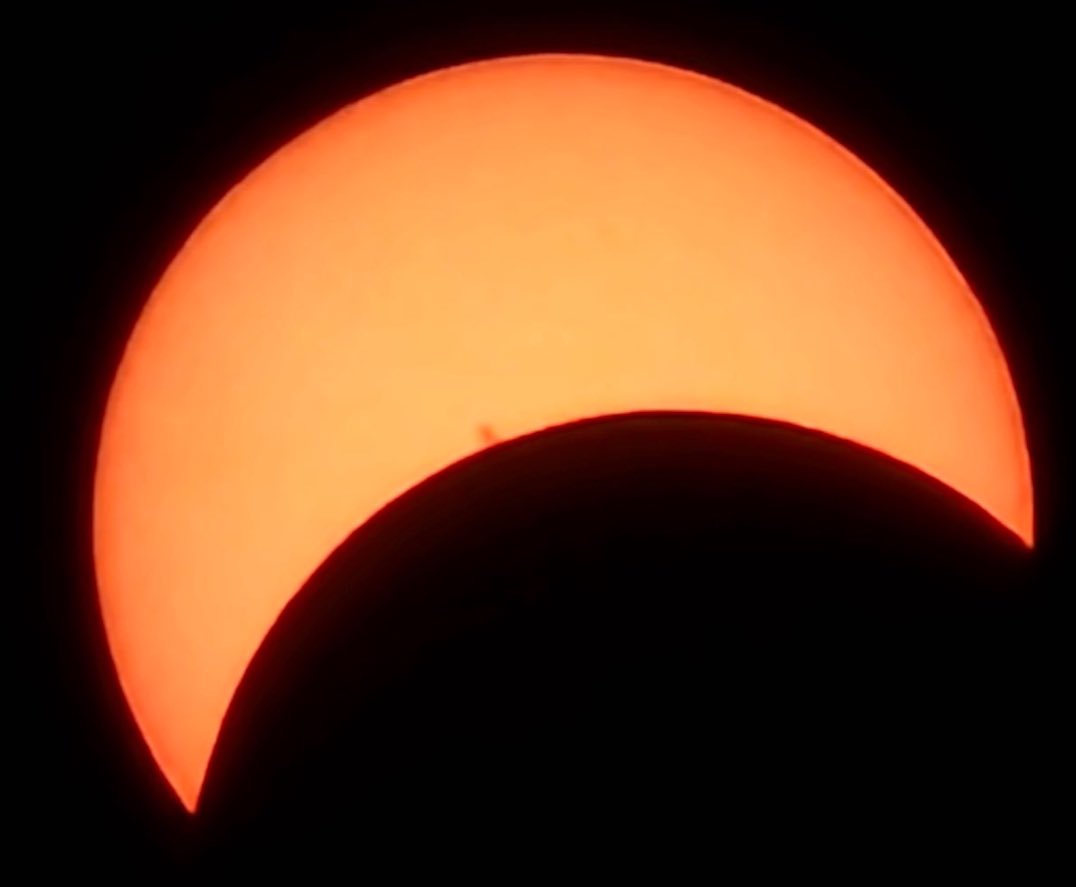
<box><xmin>93</xmin><ymin>54</ymin><xmax>1032</xmax><ymax>811</ymax></box>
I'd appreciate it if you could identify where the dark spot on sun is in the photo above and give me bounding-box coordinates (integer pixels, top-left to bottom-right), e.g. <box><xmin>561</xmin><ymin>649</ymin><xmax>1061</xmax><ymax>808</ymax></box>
<box><xmin>477</xmin><ymin>424</ymin><xmax>499</xmax><ymax>446</ymax></box>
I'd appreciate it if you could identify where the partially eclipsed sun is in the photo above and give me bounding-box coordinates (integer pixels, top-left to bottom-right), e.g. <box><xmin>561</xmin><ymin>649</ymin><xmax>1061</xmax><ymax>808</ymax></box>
<box><xmin>93</xmin><ymin>54</ymin><xmax>1033</xmax><ymax>811</ymax></box>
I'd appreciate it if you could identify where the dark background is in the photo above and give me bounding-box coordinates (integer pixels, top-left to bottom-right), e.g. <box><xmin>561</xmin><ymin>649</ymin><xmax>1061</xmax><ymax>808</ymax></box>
<box><xmin>24</xmin><ymin>2</ymin><xmax>1068</xmax><ymax>874</ymax></box>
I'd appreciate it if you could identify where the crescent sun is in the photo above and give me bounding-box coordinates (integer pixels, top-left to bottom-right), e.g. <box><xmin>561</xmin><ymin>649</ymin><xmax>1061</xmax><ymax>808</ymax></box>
<box><xmin>93</xmin><ymin>54</ymin><xmax>1033</xmax><ymax>811</ymax></box>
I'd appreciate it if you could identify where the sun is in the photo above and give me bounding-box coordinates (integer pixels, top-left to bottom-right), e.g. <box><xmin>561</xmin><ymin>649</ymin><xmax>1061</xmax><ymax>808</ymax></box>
<box><xmin>94</xmin><ymin>54</ymin><xmax>1032</xmax><ymax>810</ymax></box>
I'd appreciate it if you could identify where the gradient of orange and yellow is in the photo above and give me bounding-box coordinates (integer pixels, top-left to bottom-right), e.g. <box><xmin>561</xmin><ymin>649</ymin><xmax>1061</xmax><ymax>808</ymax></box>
<box><xmin>93</xmin><ymin>55</ymin><xmax>1032</xmax><ymax>811</ymax></box>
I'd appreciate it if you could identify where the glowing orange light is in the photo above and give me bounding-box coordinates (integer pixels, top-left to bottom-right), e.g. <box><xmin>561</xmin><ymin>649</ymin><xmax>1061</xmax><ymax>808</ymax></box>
<box><xmin>93</xmin><ymin>55</ymin><xmax>1033</xmax><ymax>811</ymax></box>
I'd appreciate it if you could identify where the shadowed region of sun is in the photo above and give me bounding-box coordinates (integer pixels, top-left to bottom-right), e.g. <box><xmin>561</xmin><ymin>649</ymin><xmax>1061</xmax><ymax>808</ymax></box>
<box><xmin>93</xmin><ymin>54</ymin><xmax>1033</xmax><ymax>811</ymax></box>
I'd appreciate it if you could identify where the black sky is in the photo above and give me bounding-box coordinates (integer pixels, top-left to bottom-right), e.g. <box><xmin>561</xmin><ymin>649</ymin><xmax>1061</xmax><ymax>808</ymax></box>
<box><xmin>23</xmin><ymin>3</ymin><xmax>1068</xmax><ymax>874</ymax></box>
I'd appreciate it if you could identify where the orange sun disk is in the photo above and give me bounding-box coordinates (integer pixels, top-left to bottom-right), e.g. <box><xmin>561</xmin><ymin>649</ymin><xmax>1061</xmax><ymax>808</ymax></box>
<box><xmin>93</xmin><ymin>54</ymin><xmax>1033</xmax><ymax>811</ymax></box>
